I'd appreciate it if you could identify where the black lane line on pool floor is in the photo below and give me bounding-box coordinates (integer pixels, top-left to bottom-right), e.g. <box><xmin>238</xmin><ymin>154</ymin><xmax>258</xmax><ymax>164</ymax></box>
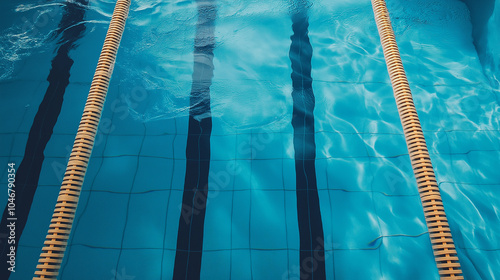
<box><xmin>173</xmin><ymin>1</ymin><xmax>216</xmax><ymax>279</ymax></box>
<box><xmin>0</xmin><ymin>0</ymin><xmax>88</xmax><ymax>277</ymax></box>
<box><xmin>290</xmin><ymin>10</ymin><xmax>327</xmax><ymax>280</ymax></box>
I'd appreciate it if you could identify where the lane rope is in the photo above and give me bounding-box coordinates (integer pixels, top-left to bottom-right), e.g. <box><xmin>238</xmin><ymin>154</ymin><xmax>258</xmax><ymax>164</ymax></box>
<box><xmin>371</xmin><ymin>0</ymin><xmax>464</xmax><ymax>279</ymax></box>
<box><xmin>33</xmin><ymin>0</ymin><xmax>131</xmax><ymax>278</ymax></box>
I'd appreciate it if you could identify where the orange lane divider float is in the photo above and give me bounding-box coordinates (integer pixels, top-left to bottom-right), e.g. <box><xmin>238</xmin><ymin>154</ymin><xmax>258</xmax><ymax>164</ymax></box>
<box><xmin>33</xmin><ymin>0</ymin><xmax>131</xmax><ymax>278</ymax></box>
<box><xmin>371</xmin><ymin>0</ymin><xmax>464</xmax><ymax>279</ymax></box>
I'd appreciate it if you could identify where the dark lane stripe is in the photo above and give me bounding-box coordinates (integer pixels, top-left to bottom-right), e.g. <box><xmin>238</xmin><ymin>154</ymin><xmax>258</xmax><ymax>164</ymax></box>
<box><xmin>289</xmin><ymin>10</ymin><xmax>327</xmax><ymax>280</ymax></box>
<box><xmin>173</xmin><ymin>1</ymin><xmax>216</xmax><ymax>279</ymax></box>
<box><xmin>0</xmin><ymin>1</ymin><xmax>88</xmax><ymax>277</ymax></box>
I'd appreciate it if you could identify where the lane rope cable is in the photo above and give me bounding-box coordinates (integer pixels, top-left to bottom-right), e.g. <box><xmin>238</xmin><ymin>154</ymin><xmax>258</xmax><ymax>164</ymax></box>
<box><xmin>371</xmin><ymin>0</ymin><xmax>464</xmax><ymax>279</ymax></box>
<box><xmin>33</xmin><ymin>0</ymin><xmax>131</xmax><ymax>278</ymax></box>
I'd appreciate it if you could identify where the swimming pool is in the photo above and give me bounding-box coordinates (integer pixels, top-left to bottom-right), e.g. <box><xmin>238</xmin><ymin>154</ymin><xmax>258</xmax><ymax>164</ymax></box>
<box><xmin>0</xmin><ymin>0</ymin><xmax>499</xmax><ymax>279</ymax></box>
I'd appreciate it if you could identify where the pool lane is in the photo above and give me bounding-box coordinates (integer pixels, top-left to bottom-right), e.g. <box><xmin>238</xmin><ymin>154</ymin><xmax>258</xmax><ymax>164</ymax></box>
<box><xmin>173</xmin><ymin>1</ymin><xmax>216</xmax><ymax>279</ymax></box>
<box><xmin>0</xmin><ymin>1</ymin><xmax>88</xmax><ymax>278</ymax></box>
<box><xmin>289</xmin><ymin>9</ymin><xmax>327</xmax><ymax>280</ymax></box>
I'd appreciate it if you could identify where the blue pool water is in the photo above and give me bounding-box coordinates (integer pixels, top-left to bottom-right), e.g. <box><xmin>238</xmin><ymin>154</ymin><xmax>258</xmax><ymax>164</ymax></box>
<box><xmin>0</xmin><ymin>0</ymin><xmax>499</xmax><ymax>279</ymax></box>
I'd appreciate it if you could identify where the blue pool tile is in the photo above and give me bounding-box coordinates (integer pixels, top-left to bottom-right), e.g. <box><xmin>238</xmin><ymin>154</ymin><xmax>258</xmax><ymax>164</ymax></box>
<box><xmin>430</xmin><ymin>154</ymin><xmax>456</xmax><ymax>183</ymax></box>
<box><xmin>50</xmin><ymin>84</ymin><xmax>89</xmax><ymax>134</ymax></box>
<box><xmin>116</xmin><ymin>249</ymin><xmax>163</xmax><ymax>279</ymax></box>
<box><xmin>369</xmin><ymin>85</ymin><xmax>401</xmax><ymax>123</ymax></box>
<box><xmin>200</xmin><ymin>250</ymin><xmax>231</xmax><ymax>280</ymax></box>
<box><xmin>231</xmin><ymin>132</ymin><xmax>254</xmax><ymax>161</ymax></box>
<box><xmin>447</xmin><ymin>130</ymin><xmax>500</xmax><ymax>154</ymax></box>
<box><xmin>97</xmin><ymin>90</ymin><xmax>119</xmax><ymax>129</ymax></box>
<box><xmin>161</xmin><ymin>250</ymin><xmax>176</xmax><ymax>280</ymax></box>
<box><xmin>0</xmin><ymin>81</ymin><xmax>45</xmax><ymax>133</ymax></box>
<box><xmin>92</xmin><ymin>156</ymin><xmax>138</xmax><ymax>192</ymax></box>
<box><xmin>441</xmin><ymin>183</ymin><xmax>500</xmax><ymax>250</ymax></box>
<box><xmin>251</xmin><ymin>250</ymin><xmax>289</xmax><ymax>280</ymax></box>
<box><xmin>316</xmin><ymin>159</ymin><xmax>328</xmax><ymax>190</ymax></box>
<box><xmin>58</xmin><ymin>82</ymin><xmax>91</xmax><ymax>113</ymax></box>
<box><xmin>411</xmin><ymin>87</ymin><xmax>449</xmax><ymax>132</ymax></box>
<box><xmin>370</xmin><ymin>156</ymin><xmax>418</xmax><ymax>196</ymax></box>
<box><xmin>10</xmin><ymin>133</ymin><xmax>29</xmax><ymax>157</ymax></box>
<box><xmin>108</xmin><ymin>117</ymin><xmax>146</xmax><ymax>138</ymax></box>
<box><xmin>163</xmin><ymin>189</ymin><xmax>183</xmax><ymax>250</ymax></box>
<box><xmin>236</xmin><ymin>132</ymin><xmax>283</xmax><ymax>160</ymax></box>
<box><xmin>363</xmin><ymin>133</ymin><xmax>408</xmax><ymax>158</ymax></box>
<box><xmin>446</xmin><ymin>87</ymin><xmax>499</xmax><ymax>129</ymax></box>
<box><xmin>70</xmin><ymin>192</ymin><xmax>129</xmax><ymax>248</ymax></box>
<box><xmin>132</xmin><ymin>157</ymin><xmax>173</xmax><ymax>192</ymax></box>
<box><xmin>468</xmin><ymin>151</ymin><xmax>500</xmax><ymax>184</ymax></box>
<box><xmin>43</xmin><ymin>133</ymin><xmax>75</xmax><ymax>158</ymax></box>
<box><xmin>380</xmin><ymin>236</ymin><xmax>439</xmax><ymax>280</ymax></box>
<box><xmin>363</xmin><ymin>113</ymin><xmax>404</xmax><ymax>135</ymax></box>
<box><xmin>211</xmin><ymin>134</ymin><xmax>237</xmax><ymax>161</ymax></box>
<box><xmin>18</xmin><ymin>185</ymin><xmax>60</xmax><ymax>247</ymax></box>
<box><xmin>317</xmin><ymin>131</ymin><xmax>368</xmax><ymax>159</ymax></box>
<box><xmin>314</xmin><ymin>83</ymin><xmax>367</xmax><ymax>134</ymax></box>
<box><xmin>459</xmin><ymin>248</ymin><xmax>500</xmax><ymax>280</ymax></box>
<box><xmin>251</xmin><ymin>159</ymin><xmax>283</xmax><ymax>190</ymax></box>
<box><xmin>453</xmin><ymin>247</ymin><xmax>483</xmax><ymax>280</ymax></box>
<box><xmin>323</xmin><ymin>157</ymin><xmax>372</xmax><ymax>192</ymax></box>
<box><xmin>90</xmin><ymin>130</ymin><xmax>110</xmax><ymax>157</ymax></box>
<box><xmin>232</xmin><ymin>159</ymin><xmax>252</xmax><ymax>191</ymax></box>
<box><xmin>141</xmin><ymin>134</ymin><xmax>175</xmax><ymax>158</ymax></box>
<box><xmin>361</xmin><ymin>82</ymin><xmax>400</xmax><ymax>109</ymax></box>
<box><xmin>318</xmin><ymin>189</ymin><xmax>333</xmax><ymax>241</ymax></box>
<box><xmin>60</xmin><ymin>247</ymin><xmax>120</xmax><ymax>280</ymax></box>
<box><xmin>231</xmin><ymin>190</ymin><xmax>251</xmax><ymax>249</ymax></box>
<box><xmin>449</xmin><ymin>154</ymin><xmax>479</xmax><ymax>184</ymax></box>
<box><xmin>324</xmin><ymin>249</ymin><xmax>336</xmax><ymax>280</ymax></box>
<box><xmin>209</xmin><ymin>82</ymin><xmax>289</xmax><ymax>134</ymax></box>
<box><xmin>80</xmin><ymin>156</ymin><xmax>104</xmax><ymax>191</ymax></box>
<box><xmin>103</xmin><ymin>90</ymin><xmax>147</xmax><ymax>136</ymax></box>
<box><xmin>250</xmin><ymin>190</ymin><xmax>287</xmax><ymax>249</ymax></box>
<box><xmin>173</xmin><ymin>133</ymin><xmax>188</xmax><ymax>159</ymax></box>
<box><xmin>171</xmin><ymin>116</ymin><xmax>190</xmax><ymax>137</ymax></box>
<box><xmin>0</xmin><ymin>133</ymin><xmax>14</xmax><ymax>156</ymax></box>
<box><xmin>122</xmin><ymin>191</ymin><xmax>169</xmax><ymax>249</ymax></box>
<box><xmin>440</xmin><ymin>86</ymin><xmax>499</xmax><ymax>129</ymax></box>
<box><xmin>65</xmin><ymin>28</ymin><xmax>105</xmax><ymax>84</ymax></box>
<box><xmin>282</xmin><ymin>132</ymin><xmax>295</xmax><ymax>159</ymax></box>
<box><xmin>329</xmin><ymin>190</ymin><xmax>381</xmax><ymax>250</ymax></box>
<box><xmin>425</xmin><ymin>130</ymin><xmax>451</xmax><ymax>154</ymax></box>
<box><xmin>281</xmin><ymin>248</ymin><xmax>301</xmax><ymax>280</ymax></box>
<box><xmin>144</xmin><ymin>118</ymin><xmax>177</xmax><ymax>136</ymax></box>
<box><xmin>209</xmin><ymin>160</ymin><xmax>237</xmax><ymax>191</ymax></box>
<box><xmin>203</xmin><ymin>190</ymin><xmax>232</xmax><ymax>251</ymax></box>
<box><xmin>104</xmin><ymin>135</ymin><xmax>144</xmax><ymax>157</ymax></box>
<box><xmin>334</xmin><ymin>249</ymin><xmax>382</xmax><ymax>279</ymax></box>
<box><xmin>283</xmin><ymin>190</ymin><xmax>300</xmax><ymax>251</ymax></box>
<box><xmin>70</xmin><ymin>189</ymin><xmax>91</xmax><ymax>229</ymax></box>
<box><xmin>374</xmin><ymin>194</ymin><xmax>427</xmax><ymax>236</ymax></box>
<box><xmin>283</xmin><ymin>159</ymin><xmax>296</xmax><ymax>191</ymax></box>
<box><xmin>253</xmin><ymin>131</ymin><xmax>284</xmax><ymax>160</ymax></box>
<box><xmin>10</xmin><ymin>46</ymin><xmax>54</xmax><ymax>81</ymax></box>
<box><xmin>37</xmin><ymin>157</ymin><xmax>68</xmax><ymax>186</ymax></box>
<box><xmin>484</xmin><ymin>186</ymin><xmax>500</xmax><ymax>226</ymax></box>
<box><xmin>171</xmin><ymin>159</ymin><xmax>187</xmax><ymax>191</ymax></box>
<box><xmin>230</xmin><ymin>249</ymin><xmax>252</xmax><ymax>280</ymax></box>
